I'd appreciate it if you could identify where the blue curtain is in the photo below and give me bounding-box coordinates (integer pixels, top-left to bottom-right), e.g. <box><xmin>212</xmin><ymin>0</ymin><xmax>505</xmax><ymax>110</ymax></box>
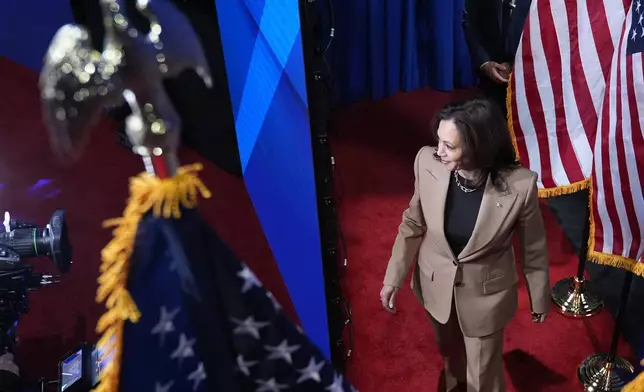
<box><xmin>327</xmin><ymin>0</ymin><xmax>477</xmax><ymax>104</ymax></box>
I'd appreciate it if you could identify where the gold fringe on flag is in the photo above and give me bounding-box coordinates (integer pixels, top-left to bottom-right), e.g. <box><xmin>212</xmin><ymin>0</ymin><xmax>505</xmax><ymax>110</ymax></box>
<box><xmin>587</xmin><ymin>177</ymin><xmax>644</xmax><ymax>277</ymax></box>
<box><xmin>537</xmin><ymin>179</ymin><xmax>590</xmax><ymax>199</ymax></box>
<box><xmin>92</xmin><ymin>163</ymin><xmax>211</xmax><ymax>392</ymax></box>
<box><xmin>505</xmin><ymin>73</ymin><xmax>591</xmax><ymax>199</ymax></box>
<box><xmin>506</xmin><ymin>73</ymin><xmax>521</xmax><ymax>162</ymax></box>
<box><xmin>587</xmin><ymin>250</ymin><xmax>644</xmax><ymax>277</ymax></box>
<box><xmin>623</xmin><ymin>358</ymin><xmax>644</xmax><ymax>392</ymax></box>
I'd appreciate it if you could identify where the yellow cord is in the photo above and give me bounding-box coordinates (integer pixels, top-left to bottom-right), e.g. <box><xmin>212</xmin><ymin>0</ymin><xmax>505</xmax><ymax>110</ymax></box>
<box><xmin>623</xmin><ymin>370</ymin><xmax>644</xmax><ymax>392</ymax></box>
<box><xmin>93</xmin><ymin>163</ymin><xmax>211</xmax><ymax>392</ymax></box>
<box><xmin>506</xmin><ymin>72</ymin><xmax>521</xmax><ymax>162</ymax></box>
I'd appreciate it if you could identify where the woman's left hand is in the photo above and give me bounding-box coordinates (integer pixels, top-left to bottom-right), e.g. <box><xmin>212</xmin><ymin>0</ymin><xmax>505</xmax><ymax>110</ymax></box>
<box><xmin>531</xmin><ymin>312</ymin><xmax>548</xmax><ymax>323</ymax></box>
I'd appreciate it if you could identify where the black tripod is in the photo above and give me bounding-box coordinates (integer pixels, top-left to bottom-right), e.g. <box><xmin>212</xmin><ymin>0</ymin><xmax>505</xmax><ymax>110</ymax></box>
<box><xmin>0</xmin><ymin>283</ymin><xmax>26</xmax><ymax>392</ymax></box>
<box><xmin>0</xmin><ymin>265</ymin><xmax>58</xmax><ymax>392</ymax></box>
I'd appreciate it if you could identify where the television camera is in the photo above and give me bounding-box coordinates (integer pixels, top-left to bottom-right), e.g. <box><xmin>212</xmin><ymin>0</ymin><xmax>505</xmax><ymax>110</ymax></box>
<box><xmin>0</xmin><ymin>210</ymin><xmax>72</xmax><ymax>391</ymax></box>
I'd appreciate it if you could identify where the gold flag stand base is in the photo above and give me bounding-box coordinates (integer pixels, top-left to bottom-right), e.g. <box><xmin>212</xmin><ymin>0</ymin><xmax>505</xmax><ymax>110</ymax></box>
<box><xmin>578</xmin><ymin>354</ymin><xmax>634</xmax><ymax>392</ymax></box>
<box><xmin>551</xmin><ymin>276</ymin><xmax>603</xmax><ymax>318</ymax></box>
<box><xmin>552</xmin><ymin>202</ymin><xmax>603</xmax><ymax>318</ymax></box>
<box><xmin>578</xmin><ymin>272</ymin><xmax>636</xmax><ymax>392</ymax></box>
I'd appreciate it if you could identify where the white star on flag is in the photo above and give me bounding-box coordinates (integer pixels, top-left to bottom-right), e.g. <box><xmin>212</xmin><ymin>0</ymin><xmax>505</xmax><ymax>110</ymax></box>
<box><xmin>231</xmin><ymin>316</ymin><xmax>270</xmax><ymax>339</ymax></box>
<box><xmin>255</xmin><ymin>378</ymin><xmax>288</xmax><ymax>392</ymax></box>
<box><xmin>237</xmin><ymin>264</ymin><xmax>262</xmax><ymax>293</ymax></box>
<box><xmin>187</xmin><ymin>362</ymin><xmax>207</xmax><ymax>391</ymax></box>
<box><xmin>326</xmin><ymin>374</ymin><xmax>347</xmax><ymax>392</ymax></box>
<box><xmin>296</xmin><ymin>357</ymin><xmax>325</xmax><ymax>383</ymax></box>
<box><xmin>266</xmin><ymin>291</ymin><xmax>282</xmax><ymax>311</ymax></box>
<box><xmin>236</xmin><ymin>355</ymin><xmax>258</xmax><ymax>376</ymax></box>
<box><xmin>265</xmin><ymin>340</ymin><xmax>301</xmax><ymax>365</ymax></box>
<box><xmin>154</xmin><ymin>380</ymin><xmax>174</xmax><ymax>392</ymax></box>
<box><xmin>151</xmin><ymin>306</ymin><xmax>180</xmax><ymax>347</ymax></box>
<box><xmin>170</xmin><ymin>333</ymin><xmax>196</xmax><ymax>366</ymax></box>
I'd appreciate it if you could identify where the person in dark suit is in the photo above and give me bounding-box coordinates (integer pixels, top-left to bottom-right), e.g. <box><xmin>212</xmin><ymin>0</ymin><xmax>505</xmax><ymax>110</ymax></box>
<box><xmin>462</xmin><ymin>0</ymin><xmax>532</xmax><ymax>113</ymax></box>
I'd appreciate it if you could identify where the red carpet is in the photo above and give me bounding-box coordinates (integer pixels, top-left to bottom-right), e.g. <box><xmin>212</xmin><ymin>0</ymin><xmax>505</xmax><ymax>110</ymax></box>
<box><xmin>328</xmin><ymin>91</ymin><xmax>634</xmax><ymax>391</ymax></box>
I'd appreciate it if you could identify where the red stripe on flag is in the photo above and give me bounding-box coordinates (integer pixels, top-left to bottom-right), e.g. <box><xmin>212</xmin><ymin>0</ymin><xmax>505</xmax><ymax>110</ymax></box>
<box><xmin>596</xmin><ymin>22</ymin><xmax>627</xmax><ymax>256</ymax></box>
<box><xmin>622</xmin><ymin>0</ymin><xmax>631</xmax><ymax>13</ymax></box>
<box><xmin>623</xmin><ymin>55</ymin><xmax>644</xmax><ymax>257</ymax></box>
<box><xmin>564</xmin><ymin>0</ymin><xmax>601</xmax><ymax>155</ymax></box>
<box><xmin>538</xmin><ymin>1</ymin><xmax>584</xmax><ymax>182</ymax></box>
<box><xmin>612</xmin><ymin>42</ymin><xmax>628</xmax><ymax>256</ymax></box>
<box><xmin>521</xmin><ymin>15</ymin><xmax>557</xmax><ymax>188</ymax></box>
<box><xmin>588</xmin><ymin>1</ymin><xmax>617</xmax><ymax>83</ymax></box>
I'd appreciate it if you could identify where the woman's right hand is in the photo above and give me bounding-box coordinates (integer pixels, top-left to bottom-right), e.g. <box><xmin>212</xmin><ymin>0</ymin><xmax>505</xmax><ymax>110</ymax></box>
<box><xmin>380</xmin><ymin>284</ymin><xmax>400</xmax><ymax>313</ymax></box>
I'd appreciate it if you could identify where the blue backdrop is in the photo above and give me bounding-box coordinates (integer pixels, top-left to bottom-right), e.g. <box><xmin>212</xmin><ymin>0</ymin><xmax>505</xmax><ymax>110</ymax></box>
<box><xmin>327</xmin><ymin>0</ymin><xmax>477</xmax><ymax>103</ymax></box>
<box><xmin>214</xmin><ymin>1</ymin><xmax>330</xmax><ymax>357</ymax></box>
<box><xmin>0</xmin><ymin>1</ymin><xmax>73</xmax><ymax>71</ymax></box>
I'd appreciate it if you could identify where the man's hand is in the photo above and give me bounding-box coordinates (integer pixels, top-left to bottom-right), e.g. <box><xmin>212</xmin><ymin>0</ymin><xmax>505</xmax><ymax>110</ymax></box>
<box><xmin>499</xmin><ymin>62</ymin><xmax>512</xmax><ymax>80</ymax></box>
<box><xmin>480</xmin><ymin>61</ymin><xmax>510</xmax><ymax>84</ymax></box>
<box><xmin>380</xmin><ymin>285</ymin><xmax>400</xmax><ymax>313</ymax></box>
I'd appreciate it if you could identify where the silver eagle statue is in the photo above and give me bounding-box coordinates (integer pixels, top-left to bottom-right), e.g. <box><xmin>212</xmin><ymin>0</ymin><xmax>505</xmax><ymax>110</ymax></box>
<box><xmin>39</xmin><ymin>0</ymin><xmax>212</xmax><ymax>176</ymax></box>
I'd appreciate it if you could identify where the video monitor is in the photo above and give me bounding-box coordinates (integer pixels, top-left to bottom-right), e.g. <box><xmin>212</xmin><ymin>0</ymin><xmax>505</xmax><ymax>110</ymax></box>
<box><xmin>59</xmin><ymin>348</ymin><xmax>83</xmax><ymax>391</ymax></box>
<box><xmin>59</xmin><ymin>343</ymin><xmax>110</xmax><ymax>391</ymax></box>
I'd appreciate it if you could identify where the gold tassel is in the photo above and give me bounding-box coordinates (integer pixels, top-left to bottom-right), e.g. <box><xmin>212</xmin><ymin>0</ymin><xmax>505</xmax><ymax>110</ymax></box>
<box><xmin>92</xmin><ymin>163</ymin><xmax>211</xmax><ymax>392</ymax></box>
<box><xmin>506</xmin><ymin>73</ymin><xmax>521</xmax><ymax>161</ymax></box>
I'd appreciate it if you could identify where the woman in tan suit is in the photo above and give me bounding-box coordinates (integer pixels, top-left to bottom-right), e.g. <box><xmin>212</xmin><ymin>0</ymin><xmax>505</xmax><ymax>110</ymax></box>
<box><xmin>380</xmin><ymin>98</ymin><xmax>550</xmax><ymax>392</ymax></box>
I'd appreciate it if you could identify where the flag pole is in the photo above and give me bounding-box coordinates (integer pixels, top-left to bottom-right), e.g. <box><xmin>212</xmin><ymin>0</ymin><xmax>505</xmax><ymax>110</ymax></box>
<box><xmin>39</xmin><ymin>1</ymin><xmax>214</xmax><ymax>390</ymax></box>
<box><xmin>121</xmin><ymin>89</ymin><xmax>180</xmax><ymax>179</ymax></box>
<box><xmin>94</xmin><ymin>97</ymin><xmax>210</xmax><ymax>392</ymax></box>
<box><xmin>578</xmin><ymin>271</ymin><xmax>636</xmax><ymax>391</ymax></box>
<box><xmin>550</xmin><ymin>192</ymin><xmax>603</xmax><ymax>317</ymax></box>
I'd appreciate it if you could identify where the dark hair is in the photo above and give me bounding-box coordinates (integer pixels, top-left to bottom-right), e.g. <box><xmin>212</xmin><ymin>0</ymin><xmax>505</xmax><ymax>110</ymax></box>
<box><xmin>431</xmin><ymin>98</ymin><xmax>520</xmax><ymax>191</ymax></box>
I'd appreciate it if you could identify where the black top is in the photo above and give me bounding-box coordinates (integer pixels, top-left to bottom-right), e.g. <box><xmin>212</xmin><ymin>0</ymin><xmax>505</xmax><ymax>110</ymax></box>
<box><xmin>444</xmin><ymin>172</ymin><xmax>485</xmax><ymax>257</ymax></box>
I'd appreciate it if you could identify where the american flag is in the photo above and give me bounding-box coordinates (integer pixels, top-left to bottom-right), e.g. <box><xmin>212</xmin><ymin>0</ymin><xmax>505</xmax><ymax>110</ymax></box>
<box><xmin>509</xmin><ymin>0</ymin><xmax>629</xmax><ymax>194</ymax></box>
<box><xmin>115</xmin><ymin>210</ymin><xmax>356</xmax><ymax>391</ymax></box>
<box><xmin>588</xmin><ymin>0</ymin><xmax>644</xmax><ymax>273</ymax></box>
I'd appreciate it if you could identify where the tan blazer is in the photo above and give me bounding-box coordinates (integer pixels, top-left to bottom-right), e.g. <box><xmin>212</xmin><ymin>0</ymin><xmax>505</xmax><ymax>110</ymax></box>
<box><xmin>384</xmin><ymin>146</ymin><xmax>550</xmax><ymax>338</ymax></box>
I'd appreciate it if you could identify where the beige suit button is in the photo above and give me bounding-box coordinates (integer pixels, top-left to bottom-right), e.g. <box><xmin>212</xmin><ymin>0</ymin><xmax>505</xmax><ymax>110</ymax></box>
<box><xmin>452</xmin><ymin>260</ymin><xmax>458</xmax><ymax>266</ymax></box>
<box><xmin>455</xmin><ymin>282</ymin><xmax>464</xmax><ymax>287</ymax></box>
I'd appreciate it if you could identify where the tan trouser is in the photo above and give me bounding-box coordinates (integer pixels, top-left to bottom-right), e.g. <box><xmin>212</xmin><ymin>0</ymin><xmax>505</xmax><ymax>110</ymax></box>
<box><xmin>428</xmin><ymin>302</ymin><xmax>506</xmax><ymax>392</ymax></box>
